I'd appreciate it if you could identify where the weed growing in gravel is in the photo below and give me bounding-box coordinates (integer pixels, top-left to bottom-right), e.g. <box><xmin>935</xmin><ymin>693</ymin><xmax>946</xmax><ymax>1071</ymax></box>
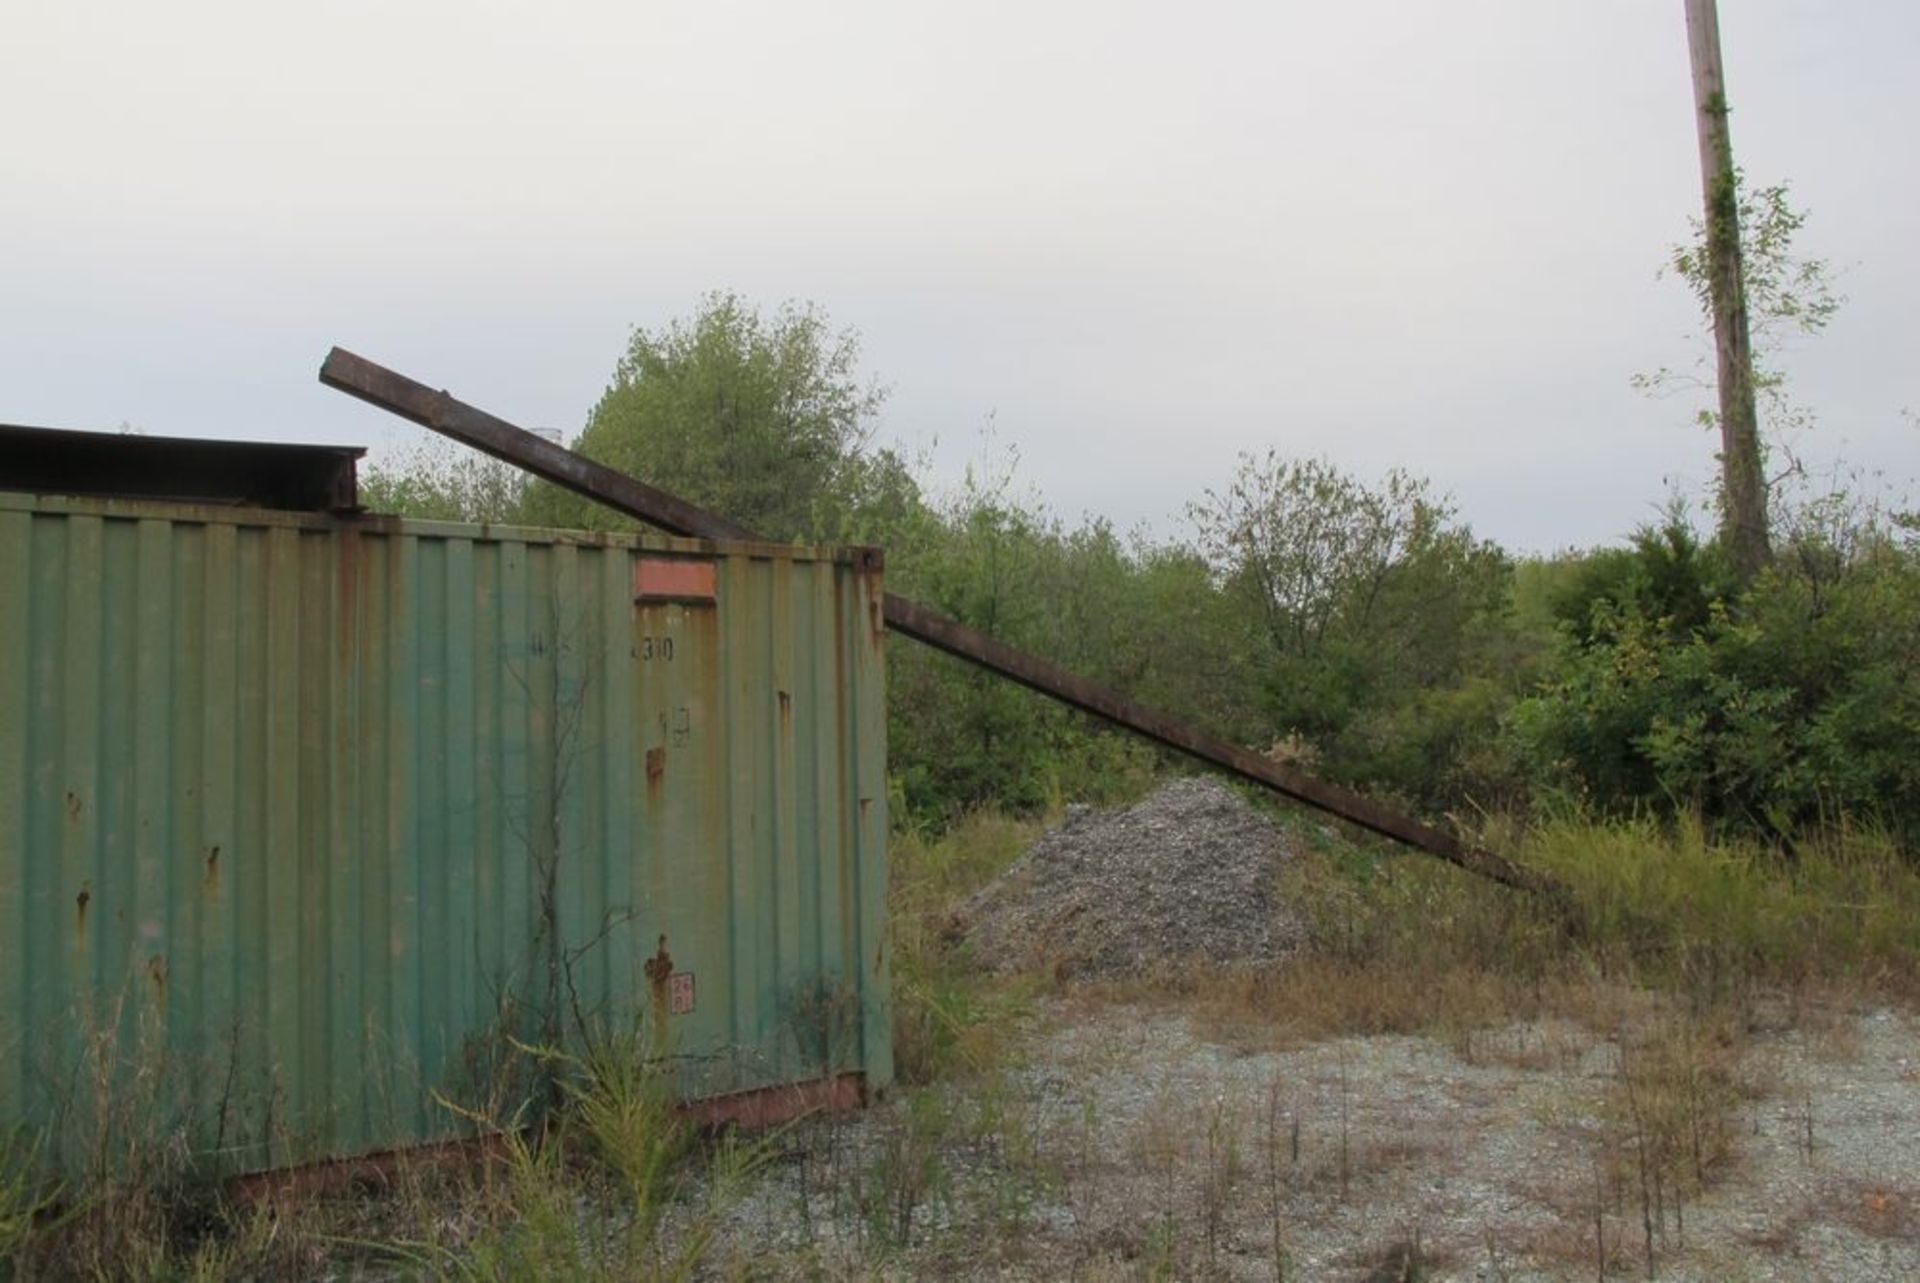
<box><xmin>1135</xmin><ymin>1077</ymin><xmax>1186</xmax><ymax>1271</ymax></box>
<box><xmin>965</xmin><ymin>1068</ymin><xmax>1058</xmax><ymax>1245</ymax></box>
<box><xmin>1261</xmin><ymin>1076</ymin><xmax>1298</xmax><ymax>1280</ymax></box>
<box><xmin>1199</xmin><ymin>1089</ymin><xmax>1242</xmax><ymax>1271</ymax></box>
<box><xmin>1601</xmin><ymin>1011</ymin><xmax>1747</xmax><ymax>1275</ymax></box>
<box><xmin>865</xmin><ymin>1088</ymin><xmax>955</xmax><ymax>1248</ymax></box>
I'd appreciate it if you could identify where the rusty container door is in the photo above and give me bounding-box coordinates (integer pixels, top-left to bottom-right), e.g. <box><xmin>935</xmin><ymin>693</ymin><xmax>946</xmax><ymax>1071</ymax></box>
<box><xmin>0</xmin><ymin>492</ymin><xmax>889</xmax><ymax>1175</ymax></box>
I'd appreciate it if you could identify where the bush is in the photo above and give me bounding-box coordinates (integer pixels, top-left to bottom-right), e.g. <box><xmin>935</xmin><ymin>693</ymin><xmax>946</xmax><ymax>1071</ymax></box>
<box><xmin>1515</xmin><ymin>518</ymin><xmax>1919</xmax><ymax>849</ymax></box>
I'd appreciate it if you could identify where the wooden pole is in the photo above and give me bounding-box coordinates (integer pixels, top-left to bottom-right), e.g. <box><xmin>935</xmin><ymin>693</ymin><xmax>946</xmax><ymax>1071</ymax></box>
<box><xmin>1683</xmin><ymin>0</ymin><xmax>1770</xmax><ymax>582</ymax></box>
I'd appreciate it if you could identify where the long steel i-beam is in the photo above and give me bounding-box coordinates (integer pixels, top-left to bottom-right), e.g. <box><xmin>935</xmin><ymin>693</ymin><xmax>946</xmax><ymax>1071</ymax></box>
<box><xmin>320</xmin><ymin>346</ymin><xmax>1567</xmax><ymax>901</ymax></box>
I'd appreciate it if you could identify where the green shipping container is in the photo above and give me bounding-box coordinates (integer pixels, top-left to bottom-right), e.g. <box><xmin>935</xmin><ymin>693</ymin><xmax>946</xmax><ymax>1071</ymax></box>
<box><xmin>0</xmin><ymin>486</ymin><xmax>891</xmax><ymax>1175</ymax></box>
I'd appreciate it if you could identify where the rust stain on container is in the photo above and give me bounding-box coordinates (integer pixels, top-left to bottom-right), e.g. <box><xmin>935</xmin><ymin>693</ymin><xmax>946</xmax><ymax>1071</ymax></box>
<box><xmin>204</xmin><ymin>844</ymin><xmax>221</xmax><ymax>893</ymax></box>
<box><xmin>644</xmin><ymin>935</ymin><xmax>674</xmax><ymax>1052</ymax></box>
<box><xmin>230</xmin><ymin>1133</ymin><xmax>514</xmax><ymax>1206</ymax></box>
<box><xmin>832</xmin><ymin>580</ymin><xmax>849</xmax><ymax>781</ymax></box>
<box><xmin>645</xmin><ymin>746</ymin><xmax>666</xmax><ymax>796</ymax></box>
<box><xmin>684</xmin><ymin>1072</ymin><xmax>865</xmax><ymax>1129</ymax></box>
<box><xmin>855</xmin><ymin>549</ymin><xmax>887</xmax><ymax>650</ymax></box>
<box><xmin>644</xmin><ymin>934</ymin><xmax>673</xmax><ymax>990</ymax></box>
<box><xmin>778</xmin><ymin>689</ymin><xmax>791</xmax><ymax>733</ymax></box>
<box><xmin>74</xmin><ymin>887</ymin><xmax>90</xmax><ymax>943</ymax></box>
<box><xmin>65</xmin><ymin>790</ymin><xmax>81</xmax><ymax>823</ymax></box>
<box><xmin>236</xmin><ymin>1075</ymin><xmax>866</xmax><ymax>1202</ymax></box>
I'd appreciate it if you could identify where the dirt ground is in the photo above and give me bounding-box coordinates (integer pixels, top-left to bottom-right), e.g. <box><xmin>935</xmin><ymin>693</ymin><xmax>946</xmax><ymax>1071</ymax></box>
<box><xmin>706</xmin><ymin>996</ymin><xmax>1920</xmax><ymax>1281</ymax></box>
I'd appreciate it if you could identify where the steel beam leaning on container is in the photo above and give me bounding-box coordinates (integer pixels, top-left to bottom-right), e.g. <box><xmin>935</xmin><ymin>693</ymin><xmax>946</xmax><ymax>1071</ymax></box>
<box><xmin>318</xmin><ymin>346</ymin><xmax>1567</xmax><ymax>904</ymax></box>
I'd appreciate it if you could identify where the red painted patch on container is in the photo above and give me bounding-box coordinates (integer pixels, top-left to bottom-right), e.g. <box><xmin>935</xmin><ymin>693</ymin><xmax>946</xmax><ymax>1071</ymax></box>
<box><xmin>633</xmin><ymin>558</ymin><xmax>717</xmax><ymax>603</ymax></box>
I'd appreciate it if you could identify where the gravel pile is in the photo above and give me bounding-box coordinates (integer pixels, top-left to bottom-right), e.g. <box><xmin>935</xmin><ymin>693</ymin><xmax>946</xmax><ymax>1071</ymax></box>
<box><xmin>957</xmin><ymin>777</ymin><xmax>1304</xmax><ymax>979</ymax></box>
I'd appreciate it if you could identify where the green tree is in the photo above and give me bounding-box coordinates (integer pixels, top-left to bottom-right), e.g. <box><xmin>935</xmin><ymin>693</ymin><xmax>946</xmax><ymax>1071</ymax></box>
<box><xmin>519</xmin><ymin>291</ymin><xmax>891</xmax><ymax>541</ymax></box>
<box><xmin>1187</xmin><ymin>453</ymin><xmax>1515</xmax><ymax>806</ymax></box>
<box><xmin>359</xmin><ymin>438</ymin><xmax>529</xmax><ymax>522</ymax></box>
<box><xmin>882</xmin><ymin>444</ymin><xmax>1187</xmax><ymax>819</ymax></box>
<box><xmin>886</xmin><ymin>470</ymin><xmax>1060</xmax><ymax>814</ymax></box>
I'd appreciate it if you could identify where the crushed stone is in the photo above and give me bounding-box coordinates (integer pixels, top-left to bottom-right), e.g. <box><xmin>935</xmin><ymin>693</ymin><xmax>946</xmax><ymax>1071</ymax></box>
<box><xmin>708</xmin><ymin>1002</ymin><xmax>1920</xmax><ymax>1281</ymax></box>
<box><xmin>956</xmin><ymin>777</ymin><xmax>1305</xmax><ymax>979</ymax></box>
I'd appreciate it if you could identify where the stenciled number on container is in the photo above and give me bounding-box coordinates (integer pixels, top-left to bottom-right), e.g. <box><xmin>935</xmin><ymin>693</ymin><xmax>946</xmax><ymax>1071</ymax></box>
<box><xmin>656</xmin><ymin>706</ymin><xmax>692</xmax><ymax>747</ymax></box>
<box><xmin>635</xmin><ymin>635</ymin><xmax>676</xmax><ymax>662</ymax></box>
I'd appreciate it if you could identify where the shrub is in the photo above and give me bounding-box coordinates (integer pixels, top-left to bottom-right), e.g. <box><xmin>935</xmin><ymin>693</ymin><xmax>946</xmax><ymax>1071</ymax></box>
<box><xmin>1514</xmin><ymin>519</ymin><xmax>1919</xmax><ymax>849</ymax></box>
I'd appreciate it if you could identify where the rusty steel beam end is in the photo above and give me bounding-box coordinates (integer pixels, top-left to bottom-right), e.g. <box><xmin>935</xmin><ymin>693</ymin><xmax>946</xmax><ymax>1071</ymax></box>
<box><xmin>320</xmin><ymin>347</ymin><xmax>760</xmax><ymax>543</ymax></box>
<box><xmin>320</xmin><ymin>347</ymin><xmax>1570</xmax><ymax>904</ymax></box>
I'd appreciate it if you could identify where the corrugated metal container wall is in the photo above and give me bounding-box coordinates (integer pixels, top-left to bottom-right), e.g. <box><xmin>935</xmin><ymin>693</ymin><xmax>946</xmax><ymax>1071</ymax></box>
<box><xmin>0</xmin><ymin>491</ymin><xmax>891</xmax><ymax>1174</ymax></box>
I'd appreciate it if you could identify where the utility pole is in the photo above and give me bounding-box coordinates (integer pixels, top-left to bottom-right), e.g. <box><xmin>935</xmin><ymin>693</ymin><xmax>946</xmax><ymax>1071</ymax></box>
<box><xmin>1683</xmin><ymin>0</ymin><xmax>1770</xmax><ymax>581</ymax></box>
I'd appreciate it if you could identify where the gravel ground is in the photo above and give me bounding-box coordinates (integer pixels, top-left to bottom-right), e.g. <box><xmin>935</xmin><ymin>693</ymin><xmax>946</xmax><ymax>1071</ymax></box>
<box><xmin>707</xmin><ymin>999</ymin><xmax>1920</xmax><ymax>1280</ymax></box>
<box><xmin>699</xmin><ymin>785</ymin><xmax>1916</xmax><ymax>1278</ymax></box>
<box><xmin>957</xmin><ymin>780</ymin><xmax>1305</xmax><ymax>980</ymax></box>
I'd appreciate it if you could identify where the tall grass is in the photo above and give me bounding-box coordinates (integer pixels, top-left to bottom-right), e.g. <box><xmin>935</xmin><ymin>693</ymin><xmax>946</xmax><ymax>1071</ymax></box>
<box><xmin>887</xmin><ymin>810</ymin><xmax>1048</xmax><ymax>1082</ymax></box>
<box><xmin>1524</xmin><ymin>814</ymin><xmax>1920</xmax><ymax>993</ymax></box>
<box><xmin>0</xmin><ymin>1134</ymin><xmax>55</xmax><ymax>1268</ymax></box>
<box><xmin>0</xmin><ymin>1002</ymin><xmax>254</xmax><ymax>1279</ymax></box>
<box><xmin>1146</xmin><ymin>800</ymin><xmax>1920</xmax><ymax>1050</ymax></box>
<box><xmin>0</xmin><ymin>1015</ymin><xmax>766</xmax><ymax>1279</ymax></box>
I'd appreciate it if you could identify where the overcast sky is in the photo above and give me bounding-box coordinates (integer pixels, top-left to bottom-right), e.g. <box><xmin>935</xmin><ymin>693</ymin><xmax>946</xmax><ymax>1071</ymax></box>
<box><xmin>4</xmin><ymin>1</ymin><xmax>1913</xmax><ymax>552</ymax></box>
